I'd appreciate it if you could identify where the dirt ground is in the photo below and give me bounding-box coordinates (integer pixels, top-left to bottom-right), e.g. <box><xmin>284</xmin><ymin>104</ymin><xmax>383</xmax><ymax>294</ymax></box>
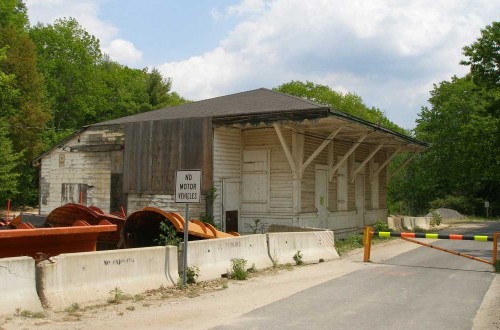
<box><xmin>0</xmin><ymin>227</ymin><xmax>498</xmax><ymax>330</ymax></box>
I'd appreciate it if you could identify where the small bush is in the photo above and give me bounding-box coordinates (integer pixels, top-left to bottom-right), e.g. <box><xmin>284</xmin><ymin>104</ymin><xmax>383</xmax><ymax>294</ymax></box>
<box><xmin>429</xmin><ymin>209</ymin><xmax>442</xmax><ymax>227</ymax></box>
<box><xmin>230</xmin><ymin>258</ymin><xmax>248</xmax><ymax>280</ymax></box>
<box><xmin>154</xmin><ymin>219</ymin><xmax>182</xmax><ymax>246</ymax></box>
<box><xmin>429</xmin><ymin>195</ymin><xmax>480</xmax><ymax>215</ymax></box>
<box><xmin>293</xmin><ymin>250</ymin><xmax>304</xmax><ymax>265</ymax></box>
<box><xmin>372</xmin><ymin>220</ymin><xmax>391</xmax><ymax>232</ymax></box>
<box><xmin>495</xmin><ymin>260</ymin><xmax>500</xmax><ymax>273</ymax></box>
<box><xmin>179</xmin><ymin>265</ymin><xmax>200</xmax><ymax>284</ymax></box>
<box><xmin>108</xmin><ymin>287</ymin><xmax>127</xmax><ymax>304</ymax></box>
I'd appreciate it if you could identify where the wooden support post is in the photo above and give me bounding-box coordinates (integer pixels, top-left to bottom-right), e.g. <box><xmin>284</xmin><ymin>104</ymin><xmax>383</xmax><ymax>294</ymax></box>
<box><xmin>329</xmin><ymin>134</ymin><xmax>368</xmax><ymax>181</ymax></box>
<box><xmin>388</xmin><ymin>152</ymin><xmax>419</xmax><ymax>180</ymax></box>
<box><xmin>363</xmin><ymin>226</ymin><xmax>373</xmax><ymax>262</ymax></box>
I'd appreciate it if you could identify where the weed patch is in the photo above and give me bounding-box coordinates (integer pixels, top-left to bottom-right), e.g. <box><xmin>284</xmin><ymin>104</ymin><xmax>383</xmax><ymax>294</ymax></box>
<box><xmin>229</xmin><ymin>258</ymin><xmax>248</xmax><ymax>280</ymax></box>
<box><xmin>293</xmin><ymin>250</ymin><xmax>304</xmax><ymax>265</ymax></box>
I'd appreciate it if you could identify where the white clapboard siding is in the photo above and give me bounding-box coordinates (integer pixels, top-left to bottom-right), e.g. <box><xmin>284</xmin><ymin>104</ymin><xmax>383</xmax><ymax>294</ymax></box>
<box><xmin>213</xmin><ymin>127</ymin><xmax>242</xmax><ymax>225</ymax></box>
<box><xmin>39</xmin><ymin>127</ymin><xmax>123</xmax><ymax>214</ymax></box>
<box><xmin>242</xmin><ymin>128</ymin><xmax>293</xmax><ymax>213</ymax></box>
<box><xmin>301</xmin><ymin>134</ymin><xmax>329</xmax><ymax>212</ymax></box>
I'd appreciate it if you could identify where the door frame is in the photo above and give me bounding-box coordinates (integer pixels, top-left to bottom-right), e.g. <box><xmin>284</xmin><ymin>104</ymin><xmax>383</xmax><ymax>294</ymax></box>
<box><xmin>315</xmin><ymin>165</ymin><xmax>329</xmax><ymax>228</ymax></box>
<box><xmin>222</xmin><ymin>177</ymin><xmax>240</xmax><ymax>232</ymax></box>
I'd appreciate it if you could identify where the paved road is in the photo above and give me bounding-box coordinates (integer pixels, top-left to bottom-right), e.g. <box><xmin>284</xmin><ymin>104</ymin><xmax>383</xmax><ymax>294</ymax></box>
<box><xmin>215</xmin><ymin>222</ymin><xmax>499</xmax><ymax>330</ymax></box>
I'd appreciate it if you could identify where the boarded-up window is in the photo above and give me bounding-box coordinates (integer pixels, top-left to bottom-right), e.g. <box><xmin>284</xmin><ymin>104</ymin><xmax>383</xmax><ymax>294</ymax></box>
<box><xmin>61</xmin><ymin>183</ymin><xmax>88</xmax><ymax>205</ymax></box>
<box><xmin>123</xmin><ymin>118</ymin><xmax>213</xmax><ymax>194</ymax></box>
<box><xmin>241</xmin><ymin>150</ymin><xmax>269</xmax><ymax>212</ymax></box>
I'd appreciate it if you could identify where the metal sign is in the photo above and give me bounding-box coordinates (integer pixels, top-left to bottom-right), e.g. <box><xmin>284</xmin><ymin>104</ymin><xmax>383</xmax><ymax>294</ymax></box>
<box><xmin>175</xmin><ymin>170</ymin><xmax>202</xmax><ymax>203</ymax></box>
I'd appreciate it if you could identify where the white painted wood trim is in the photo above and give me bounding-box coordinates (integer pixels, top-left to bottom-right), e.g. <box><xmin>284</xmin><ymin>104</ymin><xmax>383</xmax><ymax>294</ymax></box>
<box><xmin>372</xmin><ymin>147</ymin><xmax>401</xmax><ymax>178</ymax></box>
<box><xmin>301</xmin><ymin>127</ymin><xmax>342</xmax><ymax>176</ymax></box>
<box><xmin>328</xmin><ymin>134</ymin><xmax>368</xmax><ymax>180</ymax></box>
<box><xmin>273</xmin><ymin>124</ymin><xmax>297</xmax><ymax>178</ymax></box>
<box><xmin>351</xmin><ymin>143</ymin><xmax>383</xmax><ymax>183</ymax></box>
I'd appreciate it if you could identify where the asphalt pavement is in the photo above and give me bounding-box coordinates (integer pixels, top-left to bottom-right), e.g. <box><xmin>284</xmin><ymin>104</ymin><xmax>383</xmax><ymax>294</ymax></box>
<box><xmin>214</xmin><ymin>222</ymin><xmax>499</xmax><ymax>330</ymax></box>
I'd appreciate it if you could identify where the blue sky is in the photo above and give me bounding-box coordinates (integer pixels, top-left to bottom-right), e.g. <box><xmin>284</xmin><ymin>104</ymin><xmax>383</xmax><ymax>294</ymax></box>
<box><xmin>25</xmin><ymin>0</ymin><xmax>499</xmax><ymax>129</ymax></box>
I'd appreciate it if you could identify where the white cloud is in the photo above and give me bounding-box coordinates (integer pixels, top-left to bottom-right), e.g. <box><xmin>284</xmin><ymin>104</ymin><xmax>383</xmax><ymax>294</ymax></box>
<box><xmin>25</xmin><ymin>0</ymin><xmax>142</xmax><ymax>65</ymax></box>
<box><xmin>160</xmin><ymin>0</ymin><xmax>499</xmax><ymax>128</ymax></box>
<box><xmin>211</xmin><ymin>0</ymin><xmax>267</xmax><ymax>20</ymax></box>
<box><xmin>102</xmin><ymin>39</ymin><xmax>143</xmax><ymax>66</ymax></box>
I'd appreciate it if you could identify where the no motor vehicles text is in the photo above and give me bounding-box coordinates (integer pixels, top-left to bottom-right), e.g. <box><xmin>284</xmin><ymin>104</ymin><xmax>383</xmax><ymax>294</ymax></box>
<box><xmin>179</xmin><ymin>183</ymin><xmax>197</xmax><ymax>190</ymax></box>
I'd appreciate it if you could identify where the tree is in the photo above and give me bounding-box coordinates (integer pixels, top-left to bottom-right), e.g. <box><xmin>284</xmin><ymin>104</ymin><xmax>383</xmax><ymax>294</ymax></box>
<box><xmin>274</xmin><ymin>81</ymin><xmax>404</xmax><ymax>133</ymax></box>
<box><xmin>0</xmin><ymin>121</ymin><xmax>23</xmax><ymax>202</ymax></box>
<box><xmin>461</xmin><ymin>21</ymin><xmax>500</xmax><ymax>88</ymax></box>
<box><xmin>30</xmin><ymin>17</ymin><xmax>102</xmax><ymax>130</ymax></box>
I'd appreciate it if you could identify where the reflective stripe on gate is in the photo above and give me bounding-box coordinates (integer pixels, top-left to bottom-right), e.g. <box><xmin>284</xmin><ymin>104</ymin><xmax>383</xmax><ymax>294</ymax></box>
<box><xmin>372</xmin><ymin>231</ymin><xmax>494</xmax><ymax>242</ymax></box>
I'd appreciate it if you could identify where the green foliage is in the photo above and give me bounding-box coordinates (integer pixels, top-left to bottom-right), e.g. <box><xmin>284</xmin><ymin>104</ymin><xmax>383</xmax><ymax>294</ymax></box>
<box><xmin>64</xmin><ymin>303</ymin><xmax>81</xmax><ymax>314</ymax></box>
<box><xmin>429</xmin><ymin>195</ymin><xmax>479</xmax><ymax>215</ymax></box>
<box><xmin>274</xmin><ymin>81</ymin><xmax>406</xmax><ymax>132</ymax></box>
<box><xmin>108</xmin><ymin>287</ymin><xmax>127</xmax><ymax>304</ymax></box>
<box><xmin>495</xmin><ymin>260</ymin><xmax>500</xmax><ymax>273</ymax></box>
<box><xmin>334</xmin><ymin>235</ymin><xmax>364</xmax><ymax>255</ymax></box>
<box><xmin>293</xmin><ymin>250</ymin><xmax>304</xmax><ymax>265</ymax></box>
<box><xmin>199</xmin><ymin>213</ymin><xmax>219</xmax><ymax>229</ymax></box>
<box><xmin>461</xmin><ymin>21</ymin><xmax>500</xmax><ymax>88</ymax></box>
<box><xmin>229</xmin><ymin>258</ymin><xmax>248</xmax><ymax>280</ymax></box>
<box><xmin>154</xmin><ymin>219</ymin><xmax>181</xmax><ymax>246</ymax></box>
<box><xmin>0</xmin><ymin>121</ymin><xmax>22</xmax><ymax>202</ymax></box>
<box><xmin>429</xmin><ymin>210</ymin><xmax>442</xmax><ymax>227</ymax></box>
<box><xmin>372</xmin><ymin>220</ymin><xmax>391</xmax><ymax>232</ymax></box>
<box><xmin>247</xmin><ymin>219</ymin><xmax>267</xmax><ymax>234</ymax></box>
<box><xmin>14</xmin><ymin>308</ymin><xmax>46</xmax><ymax>318</ymax></box>
<box><xmin>181</xmin><ymin>265</ymin><xmax>200</xmax><ymax>284</ymax></box>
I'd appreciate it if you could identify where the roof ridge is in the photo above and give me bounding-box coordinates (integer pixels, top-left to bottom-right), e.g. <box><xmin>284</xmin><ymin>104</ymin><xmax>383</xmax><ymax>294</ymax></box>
<box><xmin>263</xmin><ymin>88</ymin><xmax>330</xmax><ymax>109</ymax></box>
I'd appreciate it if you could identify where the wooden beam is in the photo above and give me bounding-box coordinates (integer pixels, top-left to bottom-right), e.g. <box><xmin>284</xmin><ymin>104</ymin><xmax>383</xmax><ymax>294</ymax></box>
<box><xmin>389</xmin><ymin>152</ymin><xmax>419</xmax><ymax>180</ymax></box>
<box><xmin>328</xmin><ymin>134</ymin><xmax>368</xmax><ymax>180</ymax></box>
<box><xmin>351</xmin><ymin>143</ymin><xmax>383</xmax><ymax>183</ymax></box>
<box><xmin>301</xmin><ymin>127</ymin><xmax>342</xmax><ymax>176</ymax></box>
<box><xmin>273</xmin><ymin>124</ymin><xmax>297</xmax><ymax>177</ymax></box>
<box><xmin>372</xmin><ymin>147</ymin><xmax>401</xmax><ymax>178</ymax></box>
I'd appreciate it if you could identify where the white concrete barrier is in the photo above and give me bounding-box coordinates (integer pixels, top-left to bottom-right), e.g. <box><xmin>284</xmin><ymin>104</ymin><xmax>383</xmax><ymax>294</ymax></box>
<box><xmin>37</xmin><ymin>246</ymin><xmax>178</xmax><ymax>309</ymax></box>
<box><xmin>388</xmin><ymin>216</ymin><xmax>433</xmax><ymax>231</ymax></box>
<box><xmin>184</xmin><ymin>234</ymin><xmax>272</xmax><ymax>282</ymax></box>
<box><xmin>0</xmin><ymin>256</ymin><xmax>43</xmax><ymax>316</ymax></box>
<box><xmin>267</xmin><ymin>231</ymin><xmax>339</xmax><ymax>265</ymax></box>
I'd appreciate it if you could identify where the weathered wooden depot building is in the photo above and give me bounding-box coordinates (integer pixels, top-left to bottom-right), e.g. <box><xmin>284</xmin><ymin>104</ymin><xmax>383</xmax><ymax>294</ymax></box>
<box><xmin>35</xmin><ymin>88</ymin><xmax>427</xmax><ymax>235</ymax></box>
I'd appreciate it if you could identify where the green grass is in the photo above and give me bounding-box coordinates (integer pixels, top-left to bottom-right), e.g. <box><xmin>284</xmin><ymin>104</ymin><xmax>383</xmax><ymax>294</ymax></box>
<box><xmin>335</xmin><ymin>234</ymin><xmax>393</xmax><ymax>256</ymax></box>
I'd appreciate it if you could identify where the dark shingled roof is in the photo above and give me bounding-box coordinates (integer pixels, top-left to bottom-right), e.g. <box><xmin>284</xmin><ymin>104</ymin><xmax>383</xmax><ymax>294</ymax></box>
<box><xmin>91</xmin><ymin>88</ymin><xmax>328</xmax><ymax>127</ymax></box>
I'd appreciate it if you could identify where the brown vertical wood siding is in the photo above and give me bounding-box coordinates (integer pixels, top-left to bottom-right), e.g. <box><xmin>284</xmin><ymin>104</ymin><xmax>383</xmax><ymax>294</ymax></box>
<box><xmin>123</xmin><ymin>118</ymin><xmax>213</xmax><ymax>194</ymax></box>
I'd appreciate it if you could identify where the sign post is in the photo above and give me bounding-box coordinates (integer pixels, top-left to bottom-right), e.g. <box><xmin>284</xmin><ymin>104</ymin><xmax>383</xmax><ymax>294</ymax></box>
<box><xmin>175</xmin><ymin>170</ymin><xmax>201</xmax><ymax>286</ymax></box>
<box><xmin>484</xmin><ymin>201</ymin><xmax>489</xmax><ymax>218</ymax></box>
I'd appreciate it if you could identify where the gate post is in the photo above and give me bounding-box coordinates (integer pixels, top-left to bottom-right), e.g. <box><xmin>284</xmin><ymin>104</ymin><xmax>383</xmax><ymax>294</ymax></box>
<box><xmin>363</xmin><ymin>226</ymin><xmax>373</xmax><ymax>262</ymax></box>
<box><xmin>494</xmin><ymin>233</ymin><xmax>499</xmax><ymax>272</ymax></box>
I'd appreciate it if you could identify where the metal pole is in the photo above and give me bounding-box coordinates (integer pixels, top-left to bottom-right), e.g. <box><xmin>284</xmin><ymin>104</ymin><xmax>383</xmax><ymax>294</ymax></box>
<box><xmin>182</xmin><ymin>203</ymin><xmax>189</xmax><ymax>286</ymax></box>
<box><xmin>363</xmin><ymin>226</ymin><xmax>373</xmax><ymax>262</ymax></box>
<box><xmin>493</xmin><ymin>233</ymin><xmax>498</xmax><ymax>269</ymax></box>
<box><xmin>401</xmin><ymin>236</ymin><xmax>493</xmax><ymax>266</ymax></box>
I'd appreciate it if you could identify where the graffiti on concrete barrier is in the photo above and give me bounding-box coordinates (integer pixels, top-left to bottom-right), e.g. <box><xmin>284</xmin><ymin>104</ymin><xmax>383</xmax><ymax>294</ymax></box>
<box><xmin>103</xmin><ymin>258</ymin><xmax>135</xmax><ymax>266</ymax></box>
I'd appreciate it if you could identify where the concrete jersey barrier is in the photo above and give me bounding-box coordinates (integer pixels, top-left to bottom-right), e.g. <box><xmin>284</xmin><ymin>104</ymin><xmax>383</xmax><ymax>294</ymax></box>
<box><xmin>267</xmin><ymin>231</ymin><xmax>339</xmax><ymax>265</ymax></box>
<box><xmin>0</xmin><ymin>256</ymin><xmax>43</xmax><ymax>316</ymax></box>
<box><xmin>36</xmin><ymin>246</ymin><xmax>178</xmax><ymax>309</ymax></box>
<box><xmin>185</xmin><ymin>234</ymin><xmax>272</xmax><ymax>281</ymax></box>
